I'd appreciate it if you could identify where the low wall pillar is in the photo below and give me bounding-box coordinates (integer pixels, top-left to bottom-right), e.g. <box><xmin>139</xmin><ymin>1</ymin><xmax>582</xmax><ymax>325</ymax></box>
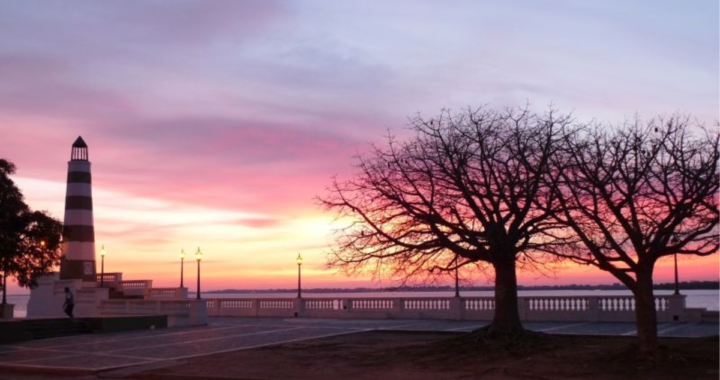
<box><xmin>587</xmin><ymin>297</ymin><xmax>600</xmax><ymax>322</ymax></box>
<box><xmin>189</xmin><ymin>299</ymin><xmax>208</xmax><ymax>325</ymax></box>
<box><xmin>393</xmin><ymin>298</ymin><xmax>404</xmax><ymax>317</ymax></box>
<box><xmin>668</xmin><ymin>294</ymin><xmax>686</xmax><ymax>322</ymax></box>
<box><xmin>1</xmin><ymin>304</ymin><xmax>14</xmax><ymax>319</ymax></box>
<box><xmin>449</xmin><ymin>297</ymin><xmax>462</xmax><ymax>320</ymax></box>
<box><xmin>518</xmin><ymin>298</ymin><xmax>530</xmax><ymax>321</ymax></box>
<box><xmin>211</xmin><ymin>299</ymin><xmax>222</xmax><ymax>316</ymax></box>
<box><xmin>294</xmin><ymin>298</ymin><xmax>303</xmax><ymax>317</ymax></box>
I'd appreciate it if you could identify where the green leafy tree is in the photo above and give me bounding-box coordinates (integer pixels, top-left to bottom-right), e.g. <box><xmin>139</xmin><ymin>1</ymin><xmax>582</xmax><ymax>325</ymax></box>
<box><xmin>0</xmin><ymin>159</ymin><xmax>63</xmax><ymax>304</ymax></box>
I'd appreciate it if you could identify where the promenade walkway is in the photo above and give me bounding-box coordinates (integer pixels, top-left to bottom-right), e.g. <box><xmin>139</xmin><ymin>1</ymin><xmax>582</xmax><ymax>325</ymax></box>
<box><xmin>0</xmin><ymin>317</ymin><xmax>717</xmax><ymax>375</ymax></box>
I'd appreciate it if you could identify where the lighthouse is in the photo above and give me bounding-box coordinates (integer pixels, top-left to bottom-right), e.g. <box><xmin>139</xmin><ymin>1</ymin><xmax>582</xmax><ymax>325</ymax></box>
<box><xmin>27</xmin><ymin>136</ymin><xmax>201</xmax><ymax>321</ymax></box>
<box><xmin>59</xmin><ymin>136</ymin><xmax>97</xmax><ymax>282</ymax></box>
<box><xmin>27</xmin><ymin>136</ymin><xmax>108</xmax><ymax>317</ymax></box>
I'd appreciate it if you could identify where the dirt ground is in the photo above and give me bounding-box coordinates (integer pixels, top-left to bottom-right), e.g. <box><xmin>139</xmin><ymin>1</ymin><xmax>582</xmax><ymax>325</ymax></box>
<box><xmin>135</xmin><ymin>331</ymin><xmax>719</xmax><ymax>380</ymax></box>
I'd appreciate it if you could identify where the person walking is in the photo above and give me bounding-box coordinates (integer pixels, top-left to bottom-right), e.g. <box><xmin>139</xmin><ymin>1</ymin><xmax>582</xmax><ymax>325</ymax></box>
<box><xmin>63</xmin><ymin>287</ymin><xmax>74</xmax><ymax>319</ymax></box>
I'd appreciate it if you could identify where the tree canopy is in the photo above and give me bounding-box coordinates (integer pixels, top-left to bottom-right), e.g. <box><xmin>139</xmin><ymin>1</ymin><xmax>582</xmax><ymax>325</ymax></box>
<box><xmin>321</xmin><ymin>107</ymin><xmax>718</xmax><ymax>354</ymax></box>
<box><xmin>320</xmin><ymin>107</ymin><xmax>574</xmax><ymax>331</ymax></box>
<box><xmin>0</xmin><ymin>158</ymin><xmax>63</xmax><ymax>304</ymax></box>
<box><xmin>547</xmin><ymin>116</ymin><xmax>719</xmax><ymax>355</ymax></box>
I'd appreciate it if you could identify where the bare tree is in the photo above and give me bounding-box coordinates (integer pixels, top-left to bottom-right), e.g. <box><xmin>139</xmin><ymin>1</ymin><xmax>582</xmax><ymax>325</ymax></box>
<box><xmin>549</xmin><ymin>117</ymin><xmax>719</xmax><ymax>356</ymax></box>
<box><xmin>319</xmin><ymin>107</ymin><xmax>572</xmax><ymax>332</ymax></box>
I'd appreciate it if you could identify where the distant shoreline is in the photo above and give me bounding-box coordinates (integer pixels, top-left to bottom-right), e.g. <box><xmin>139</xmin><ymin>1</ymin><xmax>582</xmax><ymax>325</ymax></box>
<box><xmin>201</xmin><ymin>281</ymin><xmax>719</xmax><ymax>294</ymax></box>
<box><xmin>5</xmin><ymin>281</ymin><xmax>717</xmax><ymax>296</ymax></box>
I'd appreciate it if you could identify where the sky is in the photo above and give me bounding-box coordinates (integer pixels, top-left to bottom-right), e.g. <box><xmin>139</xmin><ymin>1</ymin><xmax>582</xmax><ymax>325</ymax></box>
<box><xmin>1</xmin><ymin>1</ymin><xmax>718</xmax><ymax>293</ymax></box>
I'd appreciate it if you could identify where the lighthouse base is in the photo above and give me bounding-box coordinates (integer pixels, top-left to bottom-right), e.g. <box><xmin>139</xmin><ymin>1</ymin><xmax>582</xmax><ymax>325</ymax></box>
<box><xmin>27</xmin><ymin>273</ymin><xmax>109</xmax><ymax>318</ymax></box>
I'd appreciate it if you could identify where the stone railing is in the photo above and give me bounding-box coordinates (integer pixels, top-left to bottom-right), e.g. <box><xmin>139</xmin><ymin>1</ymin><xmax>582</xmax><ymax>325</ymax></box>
<box><xmin>100</xmin><ymin>299</ymin><xmax>206</xmax><ymax>327</ymax></box>
<box><xmin>204</xmin><ymin>295</ymin><xmax>699</xmax><ymax>322</ymax></box>
<box><xmin>96</xmin><ymin>272</ymin><xmax>122</xmax><ymax>285</ymax></box>
<box><xmin>206</xmin><ymin>298</ymin><xmax>297</xmax><ymax>317</ymax></box>
<box><xmin>147</xmin><ymin>287</ymin><xmax>188</xmax><ymax>300</ymax></box>
<box><xmin>119</xmin><ymin>280</ymin><xmax>153</xmax><ymax>297</ymax></box>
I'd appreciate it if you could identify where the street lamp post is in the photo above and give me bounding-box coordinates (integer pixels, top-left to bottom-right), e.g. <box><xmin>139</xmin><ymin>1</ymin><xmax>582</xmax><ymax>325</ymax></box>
<box><xmin>180</xmin><ymin>249</ymin><xmax>185</xmax><ymax>288</ymax></box>
<box><xmin>296</xmin><ymin>253</ymin><xmax>303</xmax><ymax>298</ymax></box>
<box><xmin>100</xmin><ymin>245</ymin><xmax>106</xmax><ymax>288</ymax></box>
<box><xmin>40</xmin><ymin>240</ymin><xmax>46</xmax><ymax>269</ymax></box>
<box><xmin>195</xmin><ymin>247</ymin><xmax>202</xmax><ymax>299</ymax></box>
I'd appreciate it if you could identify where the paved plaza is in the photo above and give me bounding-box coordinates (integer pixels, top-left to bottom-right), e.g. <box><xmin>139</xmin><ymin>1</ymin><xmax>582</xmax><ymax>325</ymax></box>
<box><xmin>0</xmin><ymin>317</ymin><xmax>717</xmax><ymax>375</ymax></box>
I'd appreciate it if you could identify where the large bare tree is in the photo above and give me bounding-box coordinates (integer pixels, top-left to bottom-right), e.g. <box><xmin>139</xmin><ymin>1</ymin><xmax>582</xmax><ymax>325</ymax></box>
<box><xmin>320</xmin><ymin>107</ymin><xmax>572</xmax><ymax>332</ymax></box>
<box><xmin>549</xmin><ymin>117</ymin><xmax>719</xmax><ymax>355</ymax></box>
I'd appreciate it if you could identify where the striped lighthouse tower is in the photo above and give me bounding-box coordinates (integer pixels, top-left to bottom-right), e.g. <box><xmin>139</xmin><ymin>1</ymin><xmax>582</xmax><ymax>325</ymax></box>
<box><xmin>59</xmin><ymin>136</ymin><xmax>97</xmax><ymax>282</ymax></box>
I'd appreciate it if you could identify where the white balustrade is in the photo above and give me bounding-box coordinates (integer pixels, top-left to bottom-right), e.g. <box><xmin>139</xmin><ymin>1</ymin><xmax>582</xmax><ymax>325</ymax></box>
<box><xmin>527</xmin><ymin>297</ymin><xmax>588</xmax><ymax>311</ymax></box>
<box><xmin>599</xmin><ymin>296</ymin><xmax>635</xmax><ymax>312</ymax></box>
<box><xmin>352</xmin><ymin>299</ymin><xmax>394</xmax><ymax>310</ymax></box>
<box><xmin>655</xmin><ymin>296</ymin><xmax>670</xmax><ymax>311</ymax></box>
<box><xmin>148</xmin><ymin>288</ymin><xmax>187</xmax><ymax>300</ymax></box>
<box><xmin>403</xmin><ymin>299</ymin><xmax>450</xmax><ymax>310</ymax></box>
<box><xmin>305</xmin><ymin>299</ymin><xmax>344</xmax><ymax>310</ymax></box>
<box><xmin>464</xmin><ymin>298</ymin><xmax>495</xmax><ymax>311</ymax></box>
<box><xmin>121</xmin><ymin>280</ymin><xmax>152</xmax><ymax>290</ymax></box>
<box><xmin>119</xmin><ymin>280</ymin><xmax>153</xmax><ymax>297</ymax></box>
<box><xmin>96</xmin><ymin>272</ymin><xmax>122</xmax><ymax>285</ymax></box>
<box><xmin>200</xmin><ymin>294</ymin><xmax>696</xmax><ymax>322</ymax></box>
<box><xmin>160</xmin><ymin>301</ymin><xmax>191</xmax><ymax>312</ymax></box>
<box><xmin>220</xmin><ymin>299</ymin><xmax>254</xmax><ymax>309</ymax></box>
<box><xmin>259</xmin><ymin>300</ymin><xmax>294</xmax><ymax>309</ymax></box>
<box><xmin>100</xmin><ymin>299</ymin><xmax>207</xmax><ymax>327</ymax></box>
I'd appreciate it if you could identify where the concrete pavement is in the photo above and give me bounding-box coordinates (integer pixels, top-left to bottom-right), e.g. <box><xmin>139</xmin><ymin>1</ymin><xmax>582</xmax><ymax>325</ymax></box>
<box><xmin>0</xmin><ymin>317</ymin><xmax>716</xmax><ymax>375</ymax></box>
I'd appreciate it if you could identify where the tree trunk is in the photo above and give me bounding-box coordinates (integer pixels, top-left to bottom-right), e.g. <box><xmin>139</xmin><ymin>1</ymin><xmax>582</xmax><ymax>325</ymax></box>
<box><xmin>633</xmin><ymin>271</ymin><xmax>658</xmax><ymax>357</ymax></box>
<box><xmin>491</xmin><ymin>258</ymin><xmax>523</xmax><ymax>331</ymax></box>
<box><xmin>1</xmin><ymin>273</ymin><xmax>6</xmax><ymax>305</ymax></box>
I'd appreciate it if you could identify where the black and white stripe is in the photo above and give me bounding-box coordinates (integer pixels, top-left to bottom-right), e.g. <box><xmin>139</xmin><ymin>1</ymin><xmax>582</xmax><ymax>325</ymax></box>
<box><xmin>60</xmin><ymin>137</ymin><xmax>97</xmax><ymax>281</ymax></box>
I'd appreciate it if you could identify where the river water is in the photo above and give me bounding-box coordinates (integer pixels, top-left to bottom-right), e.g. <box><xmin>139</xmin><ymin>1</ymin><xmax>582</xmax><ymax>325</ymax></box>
<box><xmin>6</xmin><ymin>289</ymin><xmax>718</xmax><ymax>318</ymax></box>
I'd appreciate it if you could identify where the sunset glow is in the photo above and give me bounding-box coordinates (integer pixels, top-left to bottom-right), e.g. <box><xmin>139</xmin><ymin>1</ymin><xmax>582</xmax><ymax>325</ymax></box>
<box><xmin>1</xmin><ymin>1</ymin><xmax>717</xmax><ymax>293</ymax></box>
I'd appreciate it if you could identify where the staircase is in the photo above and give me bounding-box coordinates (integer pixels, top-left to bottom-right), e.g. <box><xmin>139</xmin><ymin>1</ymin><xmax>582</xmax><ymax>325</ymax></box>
<box><xmin>21</xmin><ymin>318</ymin><xmax>93</xmax><ymax>339</ymax></box>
